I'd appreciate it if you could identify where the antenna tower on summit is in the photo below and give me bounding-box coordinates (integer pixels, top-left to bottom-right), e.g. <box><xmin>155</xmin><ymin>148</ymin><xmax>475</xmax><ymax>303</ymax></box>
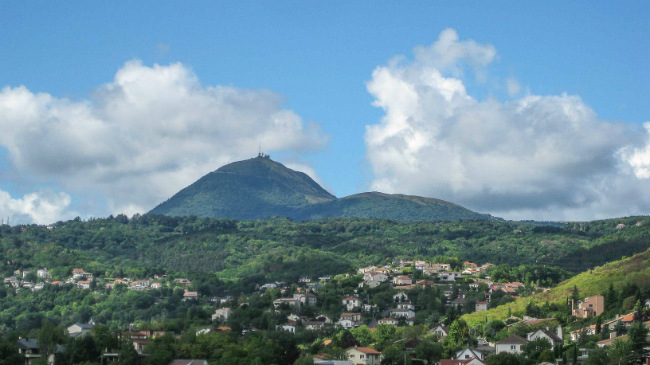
<box><xmin>257</xmin><ymin>144</ymin><xmax>270</xmax><ymax>159</ymax></box>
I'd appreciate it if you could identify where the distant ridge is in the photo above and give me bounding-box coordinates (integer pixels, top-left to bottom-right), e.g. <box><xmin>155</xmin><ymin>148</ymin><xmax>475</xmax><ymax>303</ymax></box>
<box><xmin>149</xmin><ymin>156</ymin><xmax>496</xmax><ymax>221</ymax></box>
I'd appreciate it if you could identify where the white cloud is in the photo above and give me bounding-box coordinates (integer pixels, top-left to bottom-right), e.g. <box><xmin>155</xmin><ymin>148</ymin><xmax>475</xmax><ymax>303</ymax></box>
<box><xmin>506</xmin><ymin>78</ymin><xmax>521</xmax><ymax>97</ymax></box>
<box><xmin>622</xmin><ymin>122</ymin><xmax>650</xmax><ymax>179</ymax></box>
<box><xmin>0</xmin><ymin>189</ymin><xmax>78</xmax><ymax>225</ymax></box>
<box><xmin>0</xmin><ymin>60</ymin><xmax>329</xmax><ymax>217</ymax></box>
<box><xmin>365</xmin><ymin>29</ymin><xmax>650</xmax><ymax>221</ymax></box>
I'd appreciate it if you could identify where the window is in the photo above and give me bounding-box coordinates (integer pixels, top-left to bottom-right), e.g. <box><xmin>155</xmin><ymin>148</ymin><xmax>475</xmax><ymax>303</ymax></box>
<box><xmin>360</xmin><ymin>355</ymin><xmax>365</xmax><ymax>359</ymax></box>
<box><xmin>511</xmin><ymin>345</ymin><xmax>516</xmax><ymax>350</ymax></box>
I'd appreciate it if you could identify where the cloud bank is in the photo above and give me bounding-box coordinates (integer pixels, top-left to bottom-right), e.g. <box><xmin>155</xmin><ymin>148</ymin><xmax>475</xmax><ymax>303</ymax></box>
<box><xmin>365</xmin><ymin>28</ymin><xmax>650</xmax><ymax>220</ymax></box>
<box><xmin>0</xmin><ymin>189</ymin><xmax>77</xmax><ymax>225</ymax></box>
<box><xmin>0</xmin><ymin>61</ymin><xmax>328</xmax><ymax>220</ymax></box>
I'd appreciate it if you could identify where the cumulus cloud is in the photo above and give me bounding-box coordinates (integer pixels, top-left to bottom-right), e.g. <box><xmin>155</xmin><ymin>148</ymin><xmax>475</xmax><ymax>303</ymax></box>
<box><xmin>622</xmin><ymin>122</ymin><xmax>650</xmax><ymax>179</ymax></box>
<box><xmin>0</xmin><ymin>189</ymin><xmax>78</xmax><ymax>225</ymax></box>
<box><xmin>0</xmin><ymin>60</ymin><xmax>328</xmax><ymax>216</ymax></box>
<box><xmin>365</xmin><ymin>29</ymin><xmax>650</xmax><ymax>220</ymax></box>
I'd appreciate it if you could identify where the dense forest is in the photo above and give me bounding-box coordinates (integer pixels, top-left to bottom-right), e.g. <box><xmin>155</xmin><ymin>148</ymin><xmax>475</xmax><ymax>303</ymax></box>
<box><xmin>2</xmin><ymin>214</ymin><xmax>649</xmax><ymax>282</ymax></box>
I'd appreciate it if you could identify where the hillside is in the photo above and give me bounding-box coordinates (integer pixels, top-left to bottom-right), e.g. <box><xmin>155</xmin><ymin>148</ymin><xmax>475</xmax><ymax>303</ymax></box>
<box><xmin>462</xmin><ymin>244</ymin><xmax>650</xmax><ymax>324</ymax></box>
<box><xmin>149</xmin><ymin>156</ymin><xmax>494</xmax><ymax>221</ymax></box>
<box><xmin>294</xmin><ymin>192</ymin><xmax>494</xmax><ymax>221</ymax></box>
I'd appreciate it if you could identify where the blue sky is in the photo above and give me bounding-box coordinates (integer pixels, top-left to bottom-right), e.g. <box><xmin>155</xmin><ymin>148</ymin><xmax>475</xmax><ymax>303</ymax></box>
<box><xmin>0</xmin><ymin>2</ymin><xmax>649</xmax><ymax>223</ymax></box>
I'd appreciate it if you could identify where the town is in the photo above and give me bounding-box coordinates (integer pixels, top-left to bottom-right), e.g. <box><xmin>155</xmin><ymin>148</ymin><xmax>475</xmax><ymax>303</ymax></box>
<box><xmin>3</xmin><ymin>257</ymin><xmax>649</xmax><ymax>365</ymax></box>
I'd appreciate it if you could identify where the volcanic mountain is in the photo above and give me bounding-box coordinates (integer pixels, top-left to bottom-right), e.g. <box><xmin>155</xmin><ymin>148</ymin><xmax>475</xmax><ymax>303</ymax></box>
<box><xmin>149</xmin><ymin>155</ymin><xmax>495</xmax><ymax>221</ymax></box>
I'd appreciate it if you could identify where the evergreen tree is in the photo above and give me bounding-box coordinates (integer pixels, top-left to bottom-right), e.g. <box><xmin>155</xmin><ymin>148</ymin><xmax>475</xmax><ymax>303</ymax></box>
<box><xmin>627</xmin><ymin>321</ymin><xmax>649</xmax><ymax>364</ymax></box>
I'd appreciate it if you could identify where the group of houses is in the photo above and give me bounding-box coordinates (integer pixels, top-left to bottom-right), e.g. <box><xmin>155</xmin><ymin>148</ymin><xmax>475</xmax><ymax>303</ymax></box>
<box><xmin>2</xmin><ymin>266</ymin><xmax>202</xmax><ymax>300</ymax></box>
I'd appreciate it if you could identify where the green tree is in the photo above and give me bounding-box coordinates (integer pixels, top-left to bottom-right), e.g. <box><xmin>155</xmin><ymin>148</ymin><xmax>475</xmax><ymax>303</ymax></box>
<box><xmin>585</xmin><ymin>347</ymin><xmax>609</xmax><ymax>365</ymax></box>
<box><xmin>0</xmin><ymin>337</ymin><xmax>23</xmax><ymax>365</ymax></box>
<box><xmin>627</xmin><ymin>321</ymin><xmax>649</xmax><ymax>364</ymax></box>
<box><xmin>414</xmin><ymin>339</ymin><xmax>443</xmax><ymax>364</ymax></box>
<box><xmin>372</xmin><ymin>325</ymin><xmax>396</xmax><ymax>352</ymax></box>
<box><xmin>117</xmin><ymin>335</ymin><xmax>139</xmax><ymax>365</ymax></box>
<box><xmin>350</xmin><ymin>326</ymin><xmax>373</xmax><ymax>347</ymax></box>
<box><xmin>608</xmin><ymin>338</ymin><xmax>632</xmax><ymax>365</ymax></box>
<box><xmin>380</xmin><ymin>344</ymin><xmax>405</xmax><ymax>365</ymax></box>
<box><xmin>37</xmin><ymin>321</ymin><xmax>64</xmax><ymax>362</ymax></box>
<box><xmin>485</xmin><ymin>352</ymin><xmax>529</xmax><ymax>365</ymax></box>
<box><xmin>294</xmin><ymin>352</ymin><xmax>315</xmax><ymax>365</ymax></box>
<box><xmin>522</xmin><ymin>338</ymin><xmax>552</xmax><ymax>362</ymax></box>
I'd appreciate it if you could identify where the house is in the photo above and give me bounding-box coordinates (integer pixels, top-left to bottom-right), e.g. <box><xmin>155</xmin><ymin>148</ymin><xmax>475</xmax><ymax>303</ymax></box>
<box><xmin>304</xmin><ymin>321</ymin><xmax>325</xmax><ymax>331</ymax></box>
<box><xmin>603</xmin><ymin>313</ymin><xmax>632</xmax><ymax>330</ymax></box>
<box><xmin>416</xmin><ymin>279</ymin><xmax>435</xmax><ymax>287</ymax></box>
<box><xmin>151</xmin><ymin>282</ymin><xmax>162</xmax><ymax>289</ymax></box>
<box><xmin>495</xmin><ymin>335</ymin><xmax>528</xmax><ymax>354</ymax></box>
<box><xmin>77</xmin><ymin>280</ymin><xmax>92</xmax><ymax>289</ymax></box>
<box><xmin>396</xmin><ymin>302</ymin><xmax>415</xmax><ymax>310</ymax></box>
<box><xmin>71</xmin><ymin>268</ymin><xmax>93</xmax><ymax>280</ymax></box>
<box><xmin>279</xmin><ymin>324</ymin><xmax>296</xmax><ymax>333</ymax></box>
<box><xmin>451</xmin><ymin>296</ymin><xmax>467</xmax><ymax>309</ymax></box>
<box><xmin>431</xmin><ymin>324</ymin><xmax>450</xmax><ymax>339</ymax></box>
<box><xmin>527</xmin><ymin>328</ymin><xmax>563</xmax><ymax>350</ymax></box>
<box><xmin>456</xmin><ymin>348</ymin><xmax>485</xmax><ymax>360</ymax></box>
<box><xmin>295</xmin><ymin>293</ymin><xmax>318</xmax><ymax>306</ymax></box>
<box><xmin>598</xmin><ymin>333</ymin><xmax>627</xmax><ymax>348</ymax></box>
<box><xmin>182</xmin><ymin>290</ymin><xmax>198</xmax><ymax>301</ymax></box>
<box><xmin>475</xmin><ymin>302</ymin><xmax>489</xmax><ymax>312</ymax></box>
<box><xmin>343</xmin><ymin>296</ymin><xmax>362</xmax><ymax>311</ymax></box>
<box><xmin>393</xmin><ymin>292</ymin><xmax>409</xmax><ymax>302</ymax></box>
<box><xmin>440</xmin><ymin>272</ymin><xmax>459</xmax><ymax>282</ymax></box>
<box><xmin>273</xmin><ymin>298</ymin><xmax>301</xmax><ymax>309</ymax></box>
<box><xmin>570</xmin><ymin>325</ymin><xmax>596</xmax><ymax>341</ymax></box>
<box><xmin>431</xmin><ymin>263</ymin><xmax>451</xmax><ymax>271</ymax></box>
<box><xmin>363</xmin><ymin>272</ymin><xmax>388</xmax><ymax>284</ymax></box>
<box><xmin>572</xmin><ymin>295</ymin><xmax>605</xmax><ymax>318</ymax></box>
<box><xmin>16</xmin><ymin>338</ymin><xmax>64</xmax><ymax>365</ymax></box>
<box><xmin>378</xmin><ymin>318</ymin><xmax>399</xmax><ymax>326</ymax></box>
<box><xmin>174</xmin><ymin>278</ymin><xmax>191</xmax><ymax>286</ymax></box>
<box><xmin>389</xmin><ymin>308</ymin><xmax>415</xmax><ymax>318</ymax></box>
<box><xmin>37</xmin><ymin>269</ymin><xmax>50</xmax><ymax>279</ymax></box>
<box><xmin>346</xmin><ymin>347</ymin><xmax>382</xmax><ymax>365</ymax></box>
<box><xmin>212</xmin><ymin>308</ymin><xmax>232</xmax><ymax>322</ymax></box>
<box><xmin>67</xmin><ymin>323</ymin><xmax>94</xmax><ymax>338</ymax></box>
<box><xmin>338</xmin><ymin>313</ymin><xmax>362</xmax><ymax>328</ymax></box>
<box><xmin>392</xmin><ymin>275</ymin><xmax>412</xmax><ymax>286</ymax></box>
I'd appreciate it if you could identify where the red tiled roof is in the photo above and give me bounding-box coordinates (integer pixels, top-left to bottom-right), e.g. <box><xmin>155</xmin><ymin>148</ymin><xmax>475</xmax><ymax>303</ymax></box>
<box><xmin>348</xmin><ymin>346</ymin><xmax>381</xmax><ymax>354</ymax></box>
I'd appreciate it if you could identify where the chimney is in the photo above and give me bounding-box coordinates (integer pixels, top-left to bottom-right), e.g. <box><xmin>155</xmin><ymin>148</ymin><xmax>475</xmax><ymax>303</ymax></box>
<box><xmin>556</xmin><ymin>326</ymin><xmax>563</xmax><ymax>340</ymax></box>
<box><xmin>610</xmin><ymin>332</ymin><xmax>617</xmax><ymax>339</ymax></box>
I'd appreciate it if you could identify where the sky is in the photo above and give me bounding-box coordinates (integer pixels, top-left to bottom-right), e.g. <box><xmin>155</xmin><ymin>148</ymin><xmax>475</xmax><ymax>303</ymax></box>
<box><xmin>0</xmin><ymin>2</ymin><xmax>649</xmax><ymax>224</ymax></box>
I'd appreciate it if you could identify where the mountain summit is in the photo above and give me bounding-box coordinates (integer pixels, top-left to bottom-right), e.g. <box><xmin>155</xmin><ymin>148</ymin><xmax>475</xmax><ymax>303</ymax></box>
<box><xmin>149</xmin><ymin>156</ymin><xmax>495</xmax><ymax>221</ymax></box>
<box><xmin>149</xmin><ymin>154</ymin><xmax>336</xmax><ymax>220</ymax></box>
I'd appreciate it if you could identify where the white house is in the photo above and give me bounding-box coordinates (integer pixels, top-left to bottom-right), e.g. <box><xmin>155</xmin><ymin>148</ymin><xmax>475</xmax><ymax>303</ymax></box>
<box><xmin>456</xmin><ymin>347</ymin><xmax>485</xmax><ymax>361</ymax></box>
<box><xmin>343</xmin><ymin>296</ymin><xmax>362</xmax><ymax>311</ymax></box>
<box><xmin>392</xmin><ymin>276</ymin><xmax>412</xmax><ymax>286</ymax></box>
<box><xmin>346</xmin><ymin>347</ymin><xmax>382</xmax><ymax>365</ymax></box>
<box><xmin>389</xmin><ymin>308</ymin><xmax>415</xmax><ymax>318</ymax></box>
<box><xmin>495</xmin><ymin>335</ymin><xmax>528</xmax><ymax>354</ymax></box>
<box><xmin>212</xmin><ymin>308</ymin><xmax>232</xmax><ymax>322</ymax></box>
<box><xmin>393</xmin><ymin>292</ymin><xmax>409</xmax><ymax>302</ymax></box>
<box><xmin>527</xmin><ymin>328</ymin><xmax>563</xmax><ymax>350</ymax></box>
<box><xmin>431</xmin><ymin>324</ymin><xmax>449</xmax><ymax>339</ymax></box>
